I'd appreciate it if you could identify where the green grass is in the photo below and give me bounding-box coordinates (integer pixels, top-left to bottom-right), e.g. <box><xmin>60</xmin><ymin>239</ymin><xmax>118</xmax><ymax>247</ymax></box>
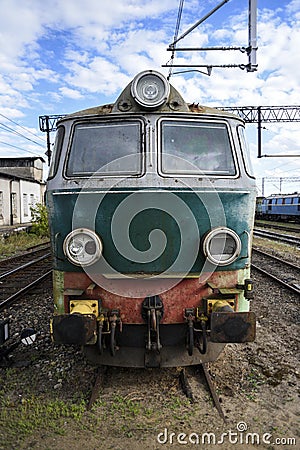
<box><xmin>111</xmin><ymin>394</ymin><xmax>142</xmax><ymax>418</ymax></box>
<box><xmin>253</xmin><ymin>236</ymin><xmax>300</xmax><ymax>260</ymax></box>
<box><xmin>0</xmin><ymin>232</ymin><xmax>49</xmax><ymax>259</ymax></box>
<box><xmin>0</xmin><ymin>392</ymin><xmax>86</xmax><ymax>445</ymax></box>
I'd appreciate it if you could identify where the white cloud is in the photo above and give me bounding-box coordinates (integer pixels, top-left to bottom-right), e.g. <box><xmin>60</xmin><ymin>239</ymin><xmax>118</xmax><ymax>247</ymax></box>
<box><xmin>64</xmin><ymin>57</ymin><xmax>130</xmax><ymax>95</ymax></box>
<box><xmin>0</xmin><ymin>0</ymin><xmax>299</xmax><ymax>190</ymax></box>
<box><xmin>59</xmin><ymin>86</ymin><xmax>83</xmax><ymax>100</ymax></box>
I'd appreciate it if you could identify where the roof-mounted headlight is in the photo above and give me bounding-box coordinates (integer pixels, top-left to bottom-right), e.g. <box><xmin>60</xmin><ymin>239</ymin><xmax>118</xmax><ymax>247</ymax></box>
<box><xmin>63</xmin><ymin>228</ymin><xmax>103</xmax><ymax>266</ymax></box>
<box><xmin>131</xmin><ymin>70</ymin><xmax>170</xmax><ymax>109</ymax></box>
<box><xmin>203</xmin><ymin>227</ymin><xmax>241</xmax><ymax>266</ymax></box>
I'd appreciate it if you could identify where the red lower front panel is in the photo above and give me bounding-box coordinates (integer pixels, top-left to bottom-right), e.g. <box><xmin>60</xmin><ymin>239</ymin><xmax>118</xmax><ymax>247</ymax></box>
<box><xmin>63</xmin><ymin>271</ymin><xmax>239</xmax><ymax>324</ymax></box>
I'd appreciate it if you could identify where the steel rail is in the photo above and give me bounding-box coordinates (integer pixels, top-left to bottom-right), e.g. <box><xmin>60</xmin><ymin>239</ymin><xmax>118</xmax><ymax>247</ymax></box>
<box><xmin>179</xmin><ymin>368</ymin><xmax>194</xmax><ymax>402</ymax></box>
<box><xmin>255</xmin><ymin>222</ymin><xmax>300</xmax><ymax>234</ymax></box>
<box><xmin>0</xmin><ymin>269</ymin><xmax>52</xmax><ymax>311</ymax></box>
<box><xmin>0</xmin><ymin>244</ymin><xmax>51</xmax><ymax>272</ymax></box>
<box><xmin>26</xmin><ymin>241</ymin><xmax>50</xmax><ymax>251</ymax></box>
<box><xmin>87</xmin><ymin>366</ymin><xmax>108</xmax><ymax>410</ymax></box>
<box><xmin>253</xmin><ymin>229</ymin><xmax>300</xmax><ymax>246</ymax></box>
<box><xmin>202</xmin><ymin>363</ymin><xmax>227</xmax><ymax>422</ymax></box>
<box><xmin>251</xmin><ymin>263</ymin><xmax>300</xmax><ymax>296</ymax></box>
<box><xmin>0</xmin><ymin>253</ymin><xmax>51</xmax><ymax>280</ymax></box>
<box><xmin>252</xmin><ymin>247</ymin><xmax>300</xmax><ymax>271</ymax></box>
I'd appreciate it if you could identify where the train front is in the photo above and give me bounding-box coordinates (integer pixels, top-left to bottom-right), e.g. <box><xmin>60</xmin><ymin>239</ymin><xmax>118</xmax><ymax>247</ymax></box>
<box><xmin>46</xmin><ymin>70</ymin><xmax>256</xmax><ymax>367</ymax></box>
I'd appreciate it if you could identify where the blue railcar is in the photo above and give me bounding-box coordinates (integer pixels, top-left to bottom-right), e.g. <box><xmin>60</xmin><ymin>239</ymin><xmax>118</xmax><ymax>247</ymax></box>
<box><xmin>260</xmin><ymin>194</ymin><xmax>300</xmax><ymax>222</ymax></box>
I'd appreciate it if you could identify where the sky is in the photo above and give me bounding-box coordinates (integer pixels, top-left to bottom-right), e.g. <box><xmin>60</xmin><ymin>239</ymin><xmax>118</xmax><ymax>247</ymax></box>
<box><xmin>0</xmin><ymin>0</ymin><xmax>299</xmax><ymax>196</ymax></box>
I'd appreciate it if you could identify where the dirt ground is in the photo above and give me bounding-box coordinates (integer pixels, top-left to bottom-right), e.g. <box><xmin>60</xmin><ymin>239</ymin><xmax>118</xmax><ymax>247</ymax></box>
<box><xmin>0</xmin><ymin>243</ymin><xmax>299</xmax><ymax>450</ymax></box>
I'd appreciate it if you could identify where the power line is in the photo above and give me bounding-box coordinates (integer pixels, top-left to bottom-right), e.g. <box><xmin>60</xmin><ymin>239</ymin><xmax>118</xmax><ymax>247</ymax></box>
<box><xmin>0</xmin><ymin>112</ymin><xmax>45</xmax><ymax>143</ymax></box>
<box><xmin>267</xmin><ymin>160</ymin><xmax>299</xmax><ymax>173</ymax></box>
<box><xmin>0</xmin><ymin>122</ymin><xmax>45</xmax><ymax>148</ymax></box>
<box><xmin>170</xmin><ymin>0</ymin><xmax>230</xmax><ymax>47</ymax></box>
<box><xmin>0</xmin><ymin>140</ymin><xmax>44</xmax><ymax>157</ymax></box>
<box><xmin>163</xmin><ymin>0</ymin><xmax>257</xmax><ymax>74</ymax></box>
<box><xmin>259</xmin><ymin>177</ymin><xmax>300</xmax><ymax>196</ymax></box>
<box><xmin>167</xmin><ymin>0</ymin><xmax>185</xmax><ymax>80</ymax></box>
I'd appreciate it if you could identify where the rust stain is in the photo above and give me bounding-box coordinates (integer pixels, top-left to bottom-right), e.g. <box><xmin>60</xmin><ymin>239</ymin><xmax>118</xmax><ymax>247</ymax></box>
<box><xmin>63</xmin><ymin>271</ymin><xmax>239</xmax><ymax>324</ymax></box>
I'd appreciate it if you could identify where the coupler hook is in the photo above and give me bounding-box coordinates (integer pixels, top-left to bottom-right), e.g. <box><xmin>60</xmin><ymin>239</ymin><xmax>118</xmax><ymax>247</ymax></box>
<box><xmin>147</xmin><ymin>308</ymin><xmax>162</xmax><ymax>351</ymax></box>
<box><xmin>196</xmin><ymin>314</ymin><xmax>208</xmax><ymax>355</ymax></box>
<box><xmin>184</xmin><ymin>309</ymin><xmax>195</xmax><ymax>356</ymax></box>
<box><xmin>109</xmin><ymin>310</ymin><xmax>121</xmax><ymax>357</ymax></box>
<box><xmin>97</xmin><ymin>318</ymin><xmax>104</xmax><ymax>355</ymax></box>
<box><xmin>142</xmin><ymin>296</ymin><xmax>164</xmax><ymax>352</ymax></box>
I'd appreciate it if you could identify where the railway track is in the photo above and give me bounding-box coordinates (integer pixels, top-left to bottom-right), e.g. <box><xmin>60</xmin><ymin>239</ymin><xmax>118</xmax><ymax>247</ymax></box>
<box><xmin>255</xmin><ymin>221</ymin><xmax>300</xmax><ymax>234</ymax></box>
<box><xmin>0</xmin><ymin>246</ymin><xmax>52</xmax><ymax>311</ymax></box>
<box><xmin>88</xmin><ymin>363</ymin><xmax>227</xmax><ymax>421</ymax></box>
<box><xmin>251</xmin><ymin>247</ymin><xmax>300</xmax><ymax>295</ymax></box>
<box><xmin>253</xmin><ymin>228</ymin><xmax>300</xmax><ymax>246</ymax></box>
<box><xmin>0</xmin><ymin>243</ymin><xmax>50</xmax><ymax>275</ymax></box>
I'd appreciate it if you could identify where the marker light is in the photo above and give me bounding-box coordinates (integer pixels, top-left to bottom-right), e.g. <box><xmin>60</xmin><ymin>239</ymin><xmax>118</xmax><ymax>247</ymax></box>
<box><xmin>63</xmin><ymin>228</ymin><xmax>103</xmax><ymax>266</ymax></box>
<box><xmin>203</xmin><ymin>227</ymin><xmax>241</xmax><ymax>266</ymax></box>
<box><xmin>131</xmin><ymin>70</ymin><xmax>170</xmax><ymax>108</ymax></box>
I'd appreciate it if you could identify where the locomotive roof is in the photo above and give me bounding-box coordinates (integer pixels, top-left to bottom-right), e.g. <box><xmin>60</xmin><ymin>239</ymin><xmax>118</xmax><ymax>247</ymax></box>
<box><xmin>266</xmin><ymin>193</ymin><xmax>299</xmax><ymax>198</ymax></box>
<box><xmin>267</xmin><ymin>192</ymin><xmax>300</xmax><ymax>198</ymax></box>
<box><xmin>63</xmin><ymin>102</ymin><xmax>241</xmax><ymax>121</ymax></box>
<box><xmin>60</xmin><ymin>70</ymin><xmax>241</xmax><ymax>123</ymax></box>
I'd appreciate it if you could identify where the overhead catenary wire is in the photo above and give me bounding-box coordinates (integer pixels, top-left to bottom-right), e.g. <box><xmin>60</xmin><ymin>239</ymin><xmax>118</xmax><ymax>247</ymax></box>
<box><xmin>167</xmin><ymin>0</ymin><xmax>184</xmax><ymax>80</ymax></box>
<box><xmin>0</xmin><ymin>122</ymin><xmax>44</xmax><ymax>148</ymax></box>
<box><xmin>170</xmin><ymin>0</ymin><xmax>230</xmax><ymax>48</ymax></box>
<box><xmin>0</xmin><ymin>140</ymin><xmax>44</xmax><ymax>158</ymax></box>
<box><xmin>0</xmin><ymin>112</ymin><xmax>45</xmax><ymax>143</ymax></box>
<box><xmin>163</xmin><ymin>0</ymin><xmax>257</xmax><ymax>74</ymax></box>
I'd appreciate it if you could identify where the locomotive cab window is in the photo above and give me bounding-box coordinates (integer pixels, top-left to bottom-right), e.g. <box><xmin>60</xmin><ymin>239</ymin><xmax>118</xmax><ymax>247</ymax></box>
<box><xmin>238</xmin><ymin>126</ymin><xmax>255</xmax><ymax>178</ymax></box>
<box><xmin>48</xmin><ymin>126</ymin><xmax>65</xmax><ymax>179</ymax></box>
<box><xmin>66</xmin><ymin>120</ymin><xmax>143</xmax><ymax>177</ymax></box>
<box><xmin>160</xmin><ymin>120</ymin><xmax>236</xmax><ymax>176</ymax></box>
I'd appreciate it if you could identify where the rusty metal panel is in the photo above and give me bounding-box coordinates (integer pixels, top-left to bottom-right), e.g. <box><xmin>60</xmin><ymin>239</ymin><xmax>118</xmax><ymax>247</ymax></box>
<box><xmin>64</xmin><ymin>271</ymin><xmax>242</xmax><ymax>324</ymax></box>
<box><xmin>210</xmin><ymin>311</ymin><xmax>256</xmax><ymax>343</ymax></box>
<box><xmin>52</xmin><ymin>313</ymin><xmax>97</xmax><ymax>345</ymax></box>
<box><xmin>63</xmin><ymin>270</ymin><xmax>242</xmax><ymax>324</ymax></box>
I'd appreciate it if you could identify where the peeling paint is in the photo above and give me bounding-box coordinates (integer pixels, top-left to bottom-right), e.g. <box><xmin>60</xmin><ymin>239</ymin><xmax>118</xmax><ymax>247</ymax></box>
<box><xmin>52</xmin><ymin>270</ymin><xmax>65</xmax><ymax>314</ymax></box>
<box><xmin>60</xmin><ymin>269</ymin><xmax>251</xmax><ymax>324</ymax></box>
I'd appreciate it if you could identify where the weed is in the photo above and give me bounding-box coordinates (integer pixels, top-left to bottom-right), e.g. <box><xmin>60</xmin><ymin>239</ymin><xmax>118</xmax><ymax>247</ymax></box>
<box><xmin>111</xmin><ymin>394</ymin><xmax>141</xmax><ymax>418</ymax></box>
<box><xmin>166</xmin><ymin>395</ymin><xmax>190</xmax><ymax>410</ymax></box>
<box><xmin>30</xmin><ymin>203</ymin><xmax>49</xmax><ymax>237</ymax></box>
<box><xmin>0</xmin><ymin>394</ymin><xmax>86</xmax><ymax>446</ymax></box>
<box><xmin>0</xmin><ymin>232</ymin><xmax>48</xmax><ymax>259</ymax></box>
<box><xmin>243</xmin><ymin>368</ymin><xmax>265</xmax><ymax>400</ymax></box>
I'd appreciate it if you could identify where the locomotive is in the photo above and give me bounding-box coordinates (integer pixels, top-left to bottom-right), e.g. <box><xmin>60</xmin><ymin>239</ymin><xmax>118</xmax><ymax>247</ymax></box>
<box><xmin>46</xmin><ymin>70</ymin><xmax>256</xmax><ymax>368</ymax></box>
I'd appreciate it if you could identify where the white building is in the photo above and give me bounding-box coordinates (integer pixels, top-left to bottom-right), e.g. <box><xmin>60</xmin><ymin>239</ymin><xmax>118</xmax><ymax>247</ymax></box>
<box><xmin>0</xmin><ymin>157</ymin><xmax>46</xmax><ymax>227</ymax></box>
<box><xmin>0</xmin><ymin>156</ymin><xmax>44</xmax><ymax>182</ymax></box>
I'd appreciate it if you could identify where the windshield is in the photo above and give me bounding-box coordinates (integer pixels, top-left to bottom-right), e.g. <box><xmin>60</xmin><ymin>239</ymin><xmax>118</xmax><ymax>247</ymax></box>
<box><xmin>66</xmin><ymin>120</ymin><xmax>143</xmax><ymax>177</ymax></box>
<box><xmin>160</xmin><ymin>120</ymin><xmax>236</xmax><ymax>176</ymax></box>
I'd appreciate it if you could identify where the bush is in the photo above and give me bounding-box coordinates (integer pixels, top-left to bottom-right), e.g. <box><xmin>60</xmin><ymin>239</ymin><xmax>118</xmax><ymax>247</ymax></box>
<box><xmin>30</xmin><ymin>203</ymin><xmax>49</xmax><ymax>237</ymax></box>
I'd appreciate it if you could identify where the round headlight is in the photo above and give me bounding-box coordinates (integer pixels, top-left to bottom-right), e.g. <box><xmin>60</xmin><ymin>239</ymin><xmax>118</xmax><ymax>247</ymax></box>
<box><xmin>63</xmin><ymin>228</ymin><xmax>103</xmax><ymax>266</ymax></box>
<box><xmin>203</xmin><ymin>227</ymin><xmax>241</xmax><ymax>266</ymax></box>
<box><xmin>131</xmin><ymin>70</ymin><xmax>170</xmax><ymax>108</ymax></box>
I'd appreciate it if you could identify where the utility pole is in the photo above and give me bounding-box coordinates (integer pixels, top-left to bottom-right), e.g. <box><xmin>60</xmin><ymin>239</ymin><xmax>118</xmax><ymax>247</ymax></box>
<box><xmin>163</xmin><ymin>0</ymin><xmax>258</xmax><ymax>75</ymax></box>
<box><xmin>261</xmin><ymin>177</ymin><xmax>300</xmax><ymax>196</ymax></box>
